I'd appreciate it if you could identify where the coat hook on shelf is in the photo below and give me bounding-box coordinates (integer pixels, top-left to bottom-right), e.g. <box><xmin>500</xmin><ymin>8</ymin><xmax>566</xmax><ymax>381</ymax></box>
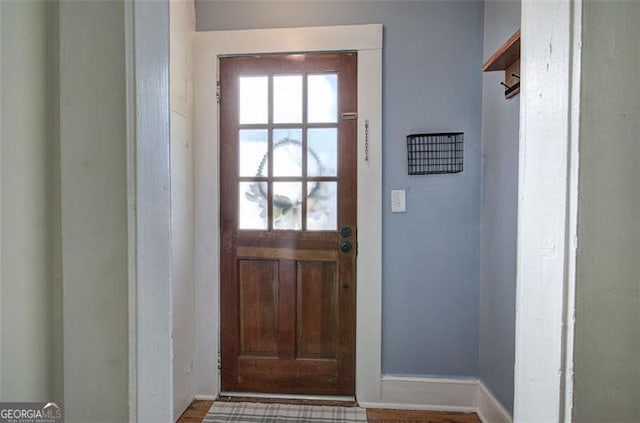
<box><xmin>500</xmin><ymin>80</ymin><xmax>520</xmax><ymax>97</ymax></box>
<box><xmin>512</xmin><ymin>73</ymin><xmax>520</xmax><ymax>79</ymax></box>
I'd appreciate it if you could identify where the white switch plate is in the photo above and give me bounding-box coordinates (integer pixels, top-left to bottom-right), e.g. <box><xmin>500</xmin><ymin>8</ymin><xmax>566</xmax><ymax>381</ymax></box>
<box><xmin>391</xmin><ymin>189</ymin><xmax>406</xmax><ymax>212</ymax></box>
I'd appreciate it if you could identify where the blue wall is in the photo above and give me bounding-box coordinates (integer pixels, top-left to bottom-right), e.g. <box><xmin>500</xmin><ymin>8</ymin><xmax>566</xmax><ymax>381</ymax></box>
<box><xmin>196</xmin><ymin>0</ymin><xmax>484</xmax><ymax>378</ymax></box>
<box><xmin>479</xmin><ymin>0</ymin><xmax>520</xmax><ymax>414</ymax></box>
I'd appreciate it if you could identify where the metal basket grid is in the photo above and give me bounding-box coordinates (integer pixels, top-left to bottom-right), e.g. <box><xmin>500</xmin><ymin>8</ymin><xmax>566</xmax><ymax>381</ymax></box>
<box><xmin>406</xmin><ymin>132</ymin><xmax>463</xmax><ymax>175</ymax></box>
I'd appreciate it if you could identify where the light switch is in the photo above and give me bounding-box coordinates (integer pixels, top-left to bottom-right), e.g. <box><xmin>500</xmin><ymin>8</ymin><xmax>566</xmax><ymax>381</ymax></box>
<box><xmin>391</xmin><ymin>189</ymin><xmax>406</xmax><ymax>212</ymax></box>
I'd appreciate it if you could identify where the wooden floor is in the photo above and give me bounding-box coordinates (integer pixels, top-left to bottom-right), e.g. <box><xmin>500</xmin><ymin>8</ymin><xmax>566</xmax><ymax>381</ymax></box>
<box><xmin>367</xmin><ymin>408</ymin><xmax>481</xmax><ymax>423</ymax></box>
<box><xmin>177</xmin><ymin>400</ymin><xmax>214</xmax><ymax>423</ymax></box>
<box><xmin>177</xmin><ymin>399</ymin><xmax>481</xmax><ymax>423</ymax></box>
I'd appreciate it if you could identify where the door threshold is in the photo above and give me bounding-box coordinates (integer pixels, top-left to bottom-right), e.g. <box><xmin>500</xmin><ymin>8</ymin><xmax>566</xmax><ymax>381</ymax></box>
<box><xmin>219</xmin><ymin>391</ymin><xmax>357</xmax><ymax>406</ymax></box>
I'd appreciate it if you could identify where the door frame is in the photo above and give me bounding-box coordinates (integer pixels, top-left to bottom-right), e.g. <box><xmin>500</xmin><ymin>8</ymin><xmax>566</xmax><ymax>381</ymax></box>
<box><xmin>514</xmin><ymin>0</ymin><xmax>582</xmax><ymax>420</ymax></box>
<box><xmin>194</xmin><ymin>24</ymin><xmax>383</xmax><ymax>403</ymax></box>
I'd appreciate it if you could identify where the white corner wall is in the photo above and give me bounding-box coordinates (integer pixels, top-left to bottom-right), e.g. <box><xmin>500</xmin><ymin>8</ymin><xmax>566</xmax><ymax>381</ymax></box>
<box><xmin>572</xmin><ymin>1</ymin><xmax>640</xmax><ymax>421</ymax></box>
<box><xmin>171</xmin><ymin>0</ymin><xmax>196</xmax><ymax>419</ymax></box>
<box><xmin>0</xmin><ymin>0</ymin><xmax>53</xmax><ymax>401</ymax></box>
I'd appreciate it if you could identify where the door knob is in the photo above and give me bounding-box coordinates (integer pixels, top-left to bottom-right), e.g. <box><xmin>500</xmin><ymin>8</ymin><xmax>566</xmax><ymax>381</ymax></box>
<box><xmin>340</xmin><ymin>226</ymin><xmax>352</xmax><ymax>238</ymax></box>
<box><xmin>340</xmin><ymin>241</ymin><xmax>352</xmax><ymax>253</ymax></box>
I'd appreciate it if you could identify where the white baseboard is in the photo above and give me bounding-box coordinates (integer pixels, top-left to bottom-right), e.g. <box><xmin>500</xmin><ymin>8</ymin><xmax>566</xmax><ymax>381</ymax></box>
<box><xmin>358</xmin><ymin>376</ymin><xmax>512</xmax><ymax>423</ymax></box>
<box><xmin>477</xmin><ymin>382</ymin><xmax>513</xmax><ymax>423</ymax></box>
<box><xmin>364</xmin><ymin>375</ymin><xmax>479</xmax><ymax>412</ymax></box>
<box><xmin>194</xmin><ymin>394</ymin><xmax>217</xmax><ymax>401</ymax></box>
<box><xmin>358</xmin><ymin>401</ymin><xmax>477</xmax><ymax>413</ymax></box>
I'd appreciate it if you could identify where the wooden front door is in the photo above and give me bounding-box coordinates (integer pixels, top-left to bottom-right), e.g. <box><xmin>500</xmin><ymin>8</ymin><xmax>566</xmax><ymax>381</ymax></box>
<box><xmin>220</xmin><ymin>53</ymin><xmax>357</xmax><ymax>396</ymax></box>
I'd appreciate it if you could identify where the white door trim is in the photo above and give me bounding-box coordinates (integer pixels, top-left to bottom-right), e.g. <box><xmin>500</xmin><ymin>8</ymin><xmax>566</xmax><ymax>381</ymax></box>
<box><xmin>193</xmin><ymin>24</ymin><xmax>383</xmax><ymax>403</ymax></box>
<box><xmin>128</xmin><ymin>0</ymin><xmax>173</xmax><ymax>421</ymax></box>
<box><xmin>514</xmin><ymin>1</ymin><xmax>582</xmax><ymax>421</ymax></box>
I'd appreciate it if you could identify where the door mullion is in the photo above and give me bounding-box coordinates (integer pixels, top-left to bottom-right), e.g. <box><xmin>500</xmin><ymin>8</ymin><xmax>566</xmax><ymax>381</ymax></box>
<box><xmin>302</xmin><ymin>74</ymin><xmax>308</xmax><ymax>231</ymax></box>
<box><xmin>267</xmin><ymin>75</ymin><xmax>274</xmax><ymax>230</ymax></box>
<box><xmin>278</xmin><ymin>259</ymin><xmax>297</xmax><ymax>360</ymax></box>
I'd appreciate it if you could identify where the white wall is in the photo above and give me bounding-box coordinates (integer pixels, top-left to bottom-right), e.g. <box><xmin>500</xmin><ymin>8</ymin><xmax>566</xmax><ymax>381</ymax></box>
<box><xmin>171</xmin><ymin>0</ymin><xmax>196</xmax><ymax>419</ymax></box>
<box><xmin>0</xmin><ymin>0</ymin><xmax>54</xmax><ymax>401</ymax></box>
<box><xmin>58</xmin><ymin>1</ymin><xmax>129</xmax><ymax>421</ymax></box>
<box><xmin>572</xmin><ymin>1</ymin><xmax>640</xmax><ymax>421</ymax></box>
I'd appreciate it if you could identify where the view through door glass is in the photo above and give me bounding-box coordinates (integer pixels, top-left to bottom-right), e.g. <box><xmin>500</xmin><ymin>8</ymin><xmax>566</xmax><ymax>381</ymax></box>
<box><xmin>220</xmin><ymin>53</ymin><xmax>357</xmax><ymax>395</ymax></box>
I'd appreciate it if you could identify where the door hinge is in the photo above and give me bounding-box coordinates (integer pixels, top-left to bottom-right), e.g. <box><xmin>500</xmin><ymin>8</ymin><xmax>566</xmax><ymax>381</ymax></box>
<box><xmin>217</xmin><ymin>352</ymin><xmax>221</xmax><ymax>370</ymax></box>
<box><xmin>216</xmin><ymin>80</ymin><xmax>221</xmax><ymax>104</ymax></box>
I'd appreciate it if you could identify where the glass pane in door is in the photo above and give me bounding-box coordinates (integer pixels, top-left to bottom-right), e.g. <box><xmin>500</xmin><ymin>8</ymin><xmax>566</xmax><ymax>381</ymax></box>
<box><xmin>273</xmin><ymin>182</ymin><xmax>303</xmax><ymax>230</ymax></box>
<box><xmin>239</xmin><ymin>182</ymin><xmax>268</xmax><ymax>230</ymax></box>
<box><xmin>239</xmin><ymin>129</ymin><xmax>268</xmax><ymax>177</ymax></box>
<box><xmin>273</xmin><ymin>128</ymin><xmax>303</xmax><ymax>177</ymax></box>
<box><xmin>307</xmin><ymin>181</ymin><xmax>337</xmax><ymax>231</ymax></box>
<box><xmin>308</xmin><ymin>74</ymin><xmax>337</xmax><ymax>123</ymax></box>
<box><xmin>273</xmin><ymin>75</ymin><xmax>303</xmax><ymax>123</ymax></box>
<box><xmin>239</xmin><ymin>76</ymin><xmax>268</xmax><ymax>124</ymax></box>
<box><xmin>307</xmin><ymin>128</ymin><xmax>337</xmax><ymax>177</ymax></box>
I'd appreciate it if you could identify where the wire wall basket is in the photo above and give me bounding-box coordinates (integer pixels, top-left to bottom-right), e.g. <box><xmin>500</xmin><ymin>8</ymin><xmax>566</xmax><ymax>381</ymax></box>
<box><xmin>406</xmin><ymin>132</ymin><xmax>463</xmax><ymax>175</ymax></box>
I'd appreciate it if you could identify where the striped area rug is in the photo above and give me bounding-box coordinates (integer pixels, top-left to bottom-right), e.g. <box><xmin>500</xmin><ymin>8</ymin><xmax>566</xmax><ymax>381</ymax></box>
<box><xmin>204</xmin><ymin>401</ymin><xmax>367</xmax><ymax>423</ymax></box>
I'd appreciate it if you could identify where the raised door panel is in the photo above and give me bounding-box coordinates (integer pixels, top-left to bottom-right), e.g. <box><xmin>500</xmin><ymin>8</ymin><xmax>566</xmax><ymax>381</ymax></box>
<box><xmin>238</xmin><ymin>260</ymin><xmax>279</xmax><ymax>356</ymax></box>
<box><xmin>296</xmin><ymin>261</ymin><xmax>339</xmax><ymax>359</ymax></box>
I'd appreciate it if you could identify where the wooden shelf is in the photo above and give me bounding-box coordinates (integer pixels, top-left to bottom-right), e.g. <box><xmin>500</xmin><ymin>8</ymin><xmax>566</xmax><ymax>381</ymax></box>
<box><xmin>483</xmin><ymin>29</ymin><xmax>520</xmax><ymax>99</ymax></box>
<box><xmin>483</xmin><ymin>29</ymin><xmax>520</xmax><ymax>72</ymax></box>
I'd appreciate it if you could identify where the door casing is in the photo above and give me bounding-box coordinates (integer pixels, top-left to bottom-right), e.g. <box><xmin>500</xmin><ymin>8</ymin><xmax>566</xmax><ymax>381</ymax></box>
<box><xmin>194</xmin><ymin>24</ymin><xmax>383</xmax><ymax>402</ymax></box>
